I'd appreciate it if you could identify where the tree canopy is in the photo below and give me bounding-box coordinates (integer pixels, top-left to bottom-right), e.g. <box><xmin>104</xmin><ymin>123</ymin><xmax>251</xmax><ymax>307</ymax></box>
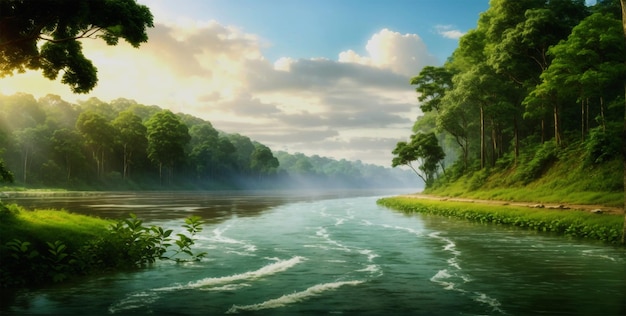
<box><xmin>400</xmin><ymin>0</ymin><xmax>625</xmax><ymax>189</ymax></box>
<box><xmin>0</xmin><ymin>0</ymin><xmax>153</xmax><ymax>93</ymax></box>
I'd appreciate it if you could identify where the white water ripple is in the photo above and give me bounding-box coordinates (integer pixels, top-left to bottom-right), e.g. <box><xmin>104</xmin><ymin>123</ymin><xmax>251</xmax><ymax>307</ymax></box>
<box><xmin>428</xmin><ymin>232</ymin><xmax>506</xmax><ymax>314</ymax></box>
<box><xmin>226</xmin><ymin>280</ymin><xmax>364</xmax><ymax>314</ymax></box>
<box><xmin>155</xmin><ymin>256</ymin><xmax>306</xmax><ymax>291</ymax></box>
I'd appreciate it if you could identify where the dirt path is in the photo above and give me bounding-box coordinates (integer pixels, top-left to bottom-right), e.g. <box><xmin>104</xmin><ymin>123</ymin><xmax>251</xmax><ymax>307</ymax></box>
<box><xmin>398</xmin><ymin>193</ymin><xmax>625</xmax><ymax>215</ymax></box>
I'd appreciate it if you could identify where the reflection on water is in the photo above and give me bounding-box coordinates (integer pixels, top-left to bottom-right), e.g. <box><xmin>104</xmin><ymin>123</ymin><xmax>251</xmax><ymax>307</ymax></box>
<box><xmin>2</xmin><ymin>191</ymin><xmax>624</xmax><ymax>315</ymax></box>
<box><xmin>3</xmin><ymin>189</ymin><xmax>404</xmax><ymax>222</ymax></box>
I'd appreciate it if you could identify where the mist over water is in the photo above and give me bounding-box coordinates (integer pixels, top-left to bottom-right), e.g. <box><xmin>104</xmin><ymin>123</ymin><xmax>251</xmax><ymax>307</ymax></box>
<box><xmin>3</xmin><ymin>191</ymin><xmax>625</xmax><ymax>315</ymax></box>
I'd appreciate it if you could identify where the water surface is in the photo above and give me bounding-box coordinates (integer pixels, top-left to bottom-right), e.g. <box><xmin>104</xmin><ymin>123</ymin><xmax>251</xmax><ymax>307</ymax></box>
<box><xmin>2</xmin><ymin>191</ymin><xmax>625</xmax><ymax>315</ymax></box>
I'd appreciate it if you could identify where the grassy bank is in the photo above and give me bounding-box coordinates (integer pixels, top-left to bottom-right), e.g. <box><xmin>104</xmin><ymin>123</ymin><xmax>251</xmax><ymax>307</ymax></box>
<box><xmin>426</xmin><ymin>144</ymin><xmax>623</xmax><ymax>208</ymax></box>
<box><xmin>0</xmin><ymin>203</ymin><xmax>207</xmax><ymax>288</ymax></box>
<box><xmin>377</xmin><ymin>197</ymin><xmax>624</xmax><ymax>244</ymax></box>
<box><xmin>0</xmin><ymin>204</ymin><xmax>113</xmax><ymax>249</ymax></box>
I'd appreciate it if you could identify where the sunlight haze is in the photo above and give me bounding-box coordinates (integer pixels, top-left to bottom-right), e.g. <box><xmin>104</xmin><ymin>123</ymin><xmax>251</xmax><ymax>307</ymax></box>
<box><xmin>1</xmin><ymin>0</ymin><xmax>490</xmax><ymax>166</ymax></box>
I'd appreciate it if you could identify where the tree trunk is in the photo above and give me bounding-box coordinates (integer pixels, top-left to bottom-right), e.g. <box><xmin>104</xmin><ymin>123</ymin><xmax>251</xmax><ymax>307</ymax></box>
<box><xmin>541</xmin><ymin>117</ymin><xmax>545</xmax><ymax>144</ymax></box>
<box><xmin>599</xmin><ymin>96</ymin><xmax>606</xmax><ymax>132</ymax></box>
<box><xmin>480</xmin><ymin>105</ymin><xmax>485</xmax><ymax>169</ymax></box>
<box><xmin>514</xmin><ymin>116</ymin><xmax>520</xmax><ymax>162</ymax></box>
<box><xmin>553</xmin><ymin>102</ymin><xmax>561</xmax><ymax>145</ymax></box>
<box><xmin>22</xmin><ymin>148</ymin><xmax>28</xmax><ymax>185</ymax></box>
<box><xmin>619</xmin><ymin>0</ymin><xmax>625</xmax><ymax>244</ymax></box>
<box><xmin>581</xmin><ymin>98</ymin><xmax>585</xmax><ymax>142</ymax></box>
<box><xmin>491</xmin><ymin>119</ymin><xmax>498</xmax><ymax>166</ymax></box>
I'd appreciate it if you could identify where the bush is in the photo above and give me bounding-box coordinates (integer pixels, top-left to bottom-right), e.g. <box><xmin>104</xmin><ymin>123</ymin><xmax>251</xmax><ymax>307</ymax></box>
<box><xmin>515</xmin><ymin>141</ymin><xmax>558</xmax><ymax>184</ymax></box>
<box><xmin>585</xmin><ymin>124</ymin><xmax>622</xmax><ymax>165</ymax></box>
<box><xmin>0</xmin><ymin>212</ymin><xmax>207</xmax><ymax>288</ymax></box>
<box><xmin>468</xmin><ymin>168</ymin><xmax>490</xmax><ymax>191</ymax></box>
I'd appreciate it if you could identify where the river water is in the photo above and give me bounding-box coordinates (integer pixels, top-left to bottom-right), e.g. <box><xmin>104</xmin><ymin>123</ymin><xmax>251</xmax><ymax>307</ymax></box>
<box><xmin>2</xmin><ymin>191</ymin><xmax>625</xmax><ymax>315</ymax></box>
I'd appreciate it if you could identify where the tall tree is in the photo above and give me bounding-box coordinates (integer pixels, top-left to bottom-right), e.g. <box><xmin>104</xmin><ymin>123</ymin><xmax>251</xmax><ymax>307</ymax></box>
<box><xmin>250</xmin><ymin>144</ymin><xmax>279</xmax><ymax>179</ymax></box>
<box><xmin>410</xmin><ymin>66</ymin><xmax>454</xmax><ymax>113</ymax></box>
<box><xmin>112</xmin><ymin>110</ymin><xmax>147</xmax><ymax>180</ymax></box>
<box><xmin>0</xmin><ymin>0</ymin><xmax>153</xmax><ymax>93</ymax></box>
<box><xmin>145</xmin><ymin>110</ymin><xmax>190</xmax><ymax>185</ymax></box>
<box><xmin>619</xmin><ymin>0</ymin><xmax>626</xmax><ymax>244</ymax></box>
<box><xmin>76</xmin><ymin>111</ymin><xmax>115</xmax><ymax>179</ymax></box>
<box><xmin>13</xmin><ymin>125</ymin><xmax>47</xmax><ymax>184</ymax></box>
<box><xmin>51</xmin><ymin>128</ymin><xmax>84</xmax><ymax>183</ymax></box>
<box><xmin>189</xmin><ymin>123</ymin><xmax>220</xmax><ymax>180</ymax></box>
<box><xmin>0</xmin><ymin>159</ymin><xmax>13</xmax><ymax>183</ymax></box>
<box><xmin>392</xmin><ymin>132</ymin><xmax>445</xmax><ymax>187</ymax></box>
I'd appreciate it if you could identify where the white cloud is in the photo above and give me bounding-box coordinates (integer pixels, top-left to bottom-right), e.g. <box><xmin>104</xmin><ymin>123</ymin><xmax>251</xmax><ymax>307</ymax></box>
<box><xmin>0</xmin><ymin>21</ymin><xmax>432</xmax><ymax>166</ymax></box>
<box><xmin>435</xmin><ymin>25</ymin><xmax>465</xmax><ymax>40</ymax></box>
<box><xmin>338</xmin><ymin>28</ymin><xmax>438</xmax><ymax>76</ymax></box>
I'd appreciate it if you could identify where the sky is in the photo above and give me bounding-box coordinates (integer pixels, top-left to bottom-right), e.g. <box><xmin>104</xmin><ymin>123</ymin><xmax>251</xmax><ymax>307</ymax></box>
<box><xmin>1</xmin><ymin>0</ymin><xmax>490</xmax><ymax>166</ymax></box>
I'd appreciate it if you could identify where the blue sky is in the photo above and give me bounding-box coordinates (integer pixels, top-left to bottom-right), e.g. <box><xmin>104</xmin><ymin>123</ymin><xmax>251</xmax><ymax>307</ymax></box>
<box><xmin>3</xmin><ymin>0</ymin><xmax>491</xmax><ymax>166</ymax></box>
<box><xmin>149</xmin><ymin>0</ymin><xmax>490</xmax><ymax>62</ymax></box>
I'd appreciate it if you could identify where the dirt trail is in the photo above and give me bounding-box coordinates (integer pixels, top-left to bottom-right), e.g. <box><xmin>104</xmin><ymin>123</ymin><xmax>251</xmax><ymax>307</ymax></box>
<box><xmin>398</xmin><ymin>193</ymin><xmax>624</xmax><ymax>215</ymax></box>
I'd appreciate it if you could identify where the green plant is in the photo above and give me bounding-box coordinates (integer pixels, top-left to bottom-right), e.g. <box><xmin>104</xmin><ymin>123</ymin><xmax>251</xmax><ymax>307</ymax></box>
<box><xmin>515</xmin><ymin>141</ymin><xmax>558</xmax><ymax>184</ymax></box>
<box><xmin>377</xmin><ymin>197</ymin><xmax>624</xmax><ymax>244</ymax></box>
<box><xmin>584</xmin><ymin>124</ymin><xmax>622</xmax><ymax>164</ymax></box>
<box><xmin>104</xmin><ymin>213</ymin><xmax>173</xmax><ymax>267</ymax></box>
<box><xmin>45</xmin><ymin>240</ymin><xmax>76</xmax><ymax>282</ymax></box>
<box><xmin>169</xmin><ymin>215</ymin><xmax>207</xmax><ymax>262</ymax></box>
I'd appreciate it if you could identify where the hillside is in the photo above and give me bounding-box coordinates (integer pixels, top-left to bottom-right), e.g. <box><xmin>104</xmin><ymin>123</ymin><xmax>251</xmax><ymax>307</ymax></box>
<box><xmin>423</xmin><ymin>141</ymin><xmax>623</xmax><ymax>208</ymax></box>
<box><xmin>391</xmin><ymin>1</ymin><xmax>625</xmax><ymax>211</ymax></box>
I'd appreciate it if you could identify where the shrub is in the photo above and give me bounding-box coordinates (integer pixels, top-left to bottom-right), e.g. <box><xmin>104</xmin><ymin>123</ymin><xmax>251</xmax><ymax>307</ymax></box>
<box><xmin>0</xmin><ymin>213</ymin><xmax>207</xmax><ymax>288</ymax></box>
<box><xmin>515</xmin><ymin>141</ymin><xmax>558</xmax><ymax>184</ymax></box>
<box><xmin>584</xmin><ymin>123</ymin><xmax>622</xmax><ymax>165</ymax></box>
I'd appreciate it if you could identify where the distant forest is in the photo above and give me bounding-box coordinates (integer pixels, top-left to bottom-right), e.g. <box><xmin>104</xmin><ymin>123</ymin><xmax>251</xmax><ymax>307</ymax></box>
<box><xmin>0</xmin><ymin>94</ymin><xmax>415</xmax><ymax>190</ymax></box>
<box><xmin>395</xmin><ymin>0</ymin><xmax>625</xmax><ymax>188</ymax></box>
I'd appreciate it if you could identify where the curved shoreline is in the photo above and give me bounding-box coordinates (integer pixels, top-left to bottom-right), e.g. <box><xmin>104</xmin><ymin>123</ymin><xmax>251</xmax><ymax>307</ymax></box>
<box><xmin>378</xmin><ymin>196</ymin><xmax>625</xmax><ymax>244</ymax></box>
<box><xmin>399</xmin><ymin>193</ymin><xmax>624</xmax><ymax>215</ymax></box>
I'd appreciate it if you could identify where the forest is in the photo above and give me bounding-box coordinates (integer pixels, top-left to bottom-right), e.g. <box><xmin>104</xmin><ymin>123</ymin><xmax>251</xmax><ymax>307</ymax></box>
<box><xmin>394</xmin><ymin>0</ymin><xmax>625</xmax><ymax>191</ymax></box>
<box><xmin>0</xmin><ymin>93</ymin><xmax>415</xmax><ymax>190</ymax></box>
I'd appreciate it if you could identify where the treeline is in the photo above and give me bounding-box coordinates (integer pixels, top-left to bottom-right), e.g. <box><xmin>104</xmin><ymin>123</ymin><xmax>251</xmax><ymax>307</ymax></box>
<box><xmin>396</xmin><ymin>0</ymin><xmax>624</xmax><ymax>188</ymax></box>
<box><xmin>0</xmin><ymin>93</ymin><xmax>413</xmax><ymax>190</ymax></box>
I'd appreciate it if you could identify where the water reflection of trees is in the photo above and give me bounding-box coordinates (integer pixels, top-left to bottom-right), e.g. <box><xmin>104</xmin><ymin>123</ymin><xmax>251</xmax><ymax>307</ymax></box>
<box><xmin>3</xmin><ymin>192</ymin><xmax>294</xmax><ymax>223</ymax></box>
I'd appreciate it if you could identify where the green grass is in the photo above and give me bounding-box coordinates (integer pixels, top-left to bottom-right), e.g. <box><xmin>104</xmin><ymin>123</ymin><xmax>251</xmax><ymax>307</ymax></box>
<box><xmin>378</xmin><ymin>197</ymin><xmax>625</xmax><ymax>244</ymax></box>
<box><xmin>0</xmin><ymin>204</ymin><xmax>113</xmax><ymax>251</ymax></box>
<box><xmin>427</xmin><ymin>145</ymin><xmax>623</xmax><ymax>208</ymax></box>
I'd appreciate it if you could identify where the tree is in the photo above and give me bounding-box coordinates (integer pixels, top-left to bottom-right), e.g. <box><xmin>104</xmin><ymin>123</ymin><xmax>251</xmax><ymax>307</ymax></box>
<box><xmin>250</xmin><ymin>144</ymin><xmax>279</xmax><ymax>178</ymax></box>
<box><xmin>112</xmin><ymin>110</ymin><xmax>147</xmax><ymax>180</ymax></box>
<box><xmin>51</xmin><ymin>128</ymin><xmax>84</xmax><ymax>183</ymax></box>
<box><xmin>13</xmin><ymin>125</ymin><xmax>47</xmax><ymax>184</ymax></box>
<box><xmin>188</xmin><ymin>123</ymin><xmax>220</xmax><ymax>180</ymax></box>
<box><xmin>146</xmin><ymin>110</ymin><xmax>190</xmax><ymax>185</ymax></box>
<box><xmin>619</xmin><ymin>0</ymin><xmax>625</xmax><ymax>245</ymax></box>
<box><xmin>76</xmin><ymin>111</ymin><xmax>115</xmax><ymax>179</ymax></box>
<box><xmin>0</xmin><ymin>0</ymin><xmax>153</xmax><ymax>93</ymax></box>
<box><xmin>392</xmin><ymin>132</ymin><xmax>445</xmax><ymax>187</ymax></box>
<box><xmin>410</xmin><ymin>66</ymin><xmax>454</xmax><ymax>113</ymax></box>
<box><xmin>0</xmin><ymin>159</ymin><xmax>13</xmax><ymax>183</ymax></box>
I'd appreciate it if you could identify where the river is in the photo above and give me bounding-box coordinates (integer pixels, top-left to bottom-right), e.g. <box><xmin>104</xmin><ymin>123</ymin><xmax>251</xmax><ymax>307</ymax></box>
<box><xmin>2</xmin><ymin>191</ymin><xmax>625</xmax><ymax>315</ymax></box>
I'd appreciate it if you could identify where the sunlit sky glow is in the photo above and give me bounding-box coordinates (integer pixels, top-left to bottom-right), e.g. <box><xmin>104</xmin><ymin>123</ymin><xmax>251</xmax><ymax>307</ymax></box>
<box><xmin>1</xmin><ymin>0</ymin><xmax>490</xmax><ymax>166</ymax></box>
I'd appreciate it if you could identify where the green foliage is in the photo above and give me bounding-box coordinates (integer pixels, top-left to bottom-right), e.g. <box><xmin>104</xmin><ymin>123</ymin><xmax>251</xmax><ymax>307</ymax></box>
<box><xmin>0</xmin><ymin>206</ymin><xmax>207</xmax><ymax>288</ymax></box>
<box><xmin>0</xmin><ymin>159</ymin><xmax>13</xmax><ymax>183</ymax></box>
<box><xmin>584</xmin><ymin>124</ymin><xmax>622</xmax><ymax>164</ymax></box>
<box><xmin>378</xmin><ymin>197</ymin><xmax>624</xmax><ymax>244</ymax></box>
<box><xmin>392</xmin><ymin>132</ymin><xmax>445</xmax><ymax>187</ymax></box>
<box><xmin>403</xmin><ymin>0</ymin><xmax>624</xmax><ymax>196</ymax></box>
<box><xmin>0</xmin><ymin>0</ymin><xmax>154</xmax><ymax>93</ymax></box>
<box><xmin>515</xmin><ymin>141</ymin><xmax>558</xmax><ymax>184</ymax></box>
<box><xmin>170</xmin><ymin>216</ymin><xmax>207</xmax><ymax>262</ymax></box>
<box><xmin>468</xmin><ymin>168</ymin><xmax>490</xmax><ymax>191</ymax></box>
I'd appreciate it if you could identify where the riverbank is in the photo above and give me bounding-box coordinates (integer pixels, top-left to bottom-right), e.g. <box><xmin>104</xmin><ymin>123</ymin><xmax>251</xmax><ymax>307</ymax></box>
<box><xmin>377</xmin><ymin>196</ymin><xmax>625</xmax><ymax>244</ymax></box>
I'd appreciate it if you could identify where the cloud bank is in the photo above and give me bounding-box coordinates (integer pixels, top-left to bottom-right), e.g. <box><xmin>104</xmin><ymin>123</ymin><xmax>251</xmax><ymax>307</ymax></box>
<box><xmin>1</xmin><ymin>20</ymin><xmax>440</xmax><ymax>166</ymax></box>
